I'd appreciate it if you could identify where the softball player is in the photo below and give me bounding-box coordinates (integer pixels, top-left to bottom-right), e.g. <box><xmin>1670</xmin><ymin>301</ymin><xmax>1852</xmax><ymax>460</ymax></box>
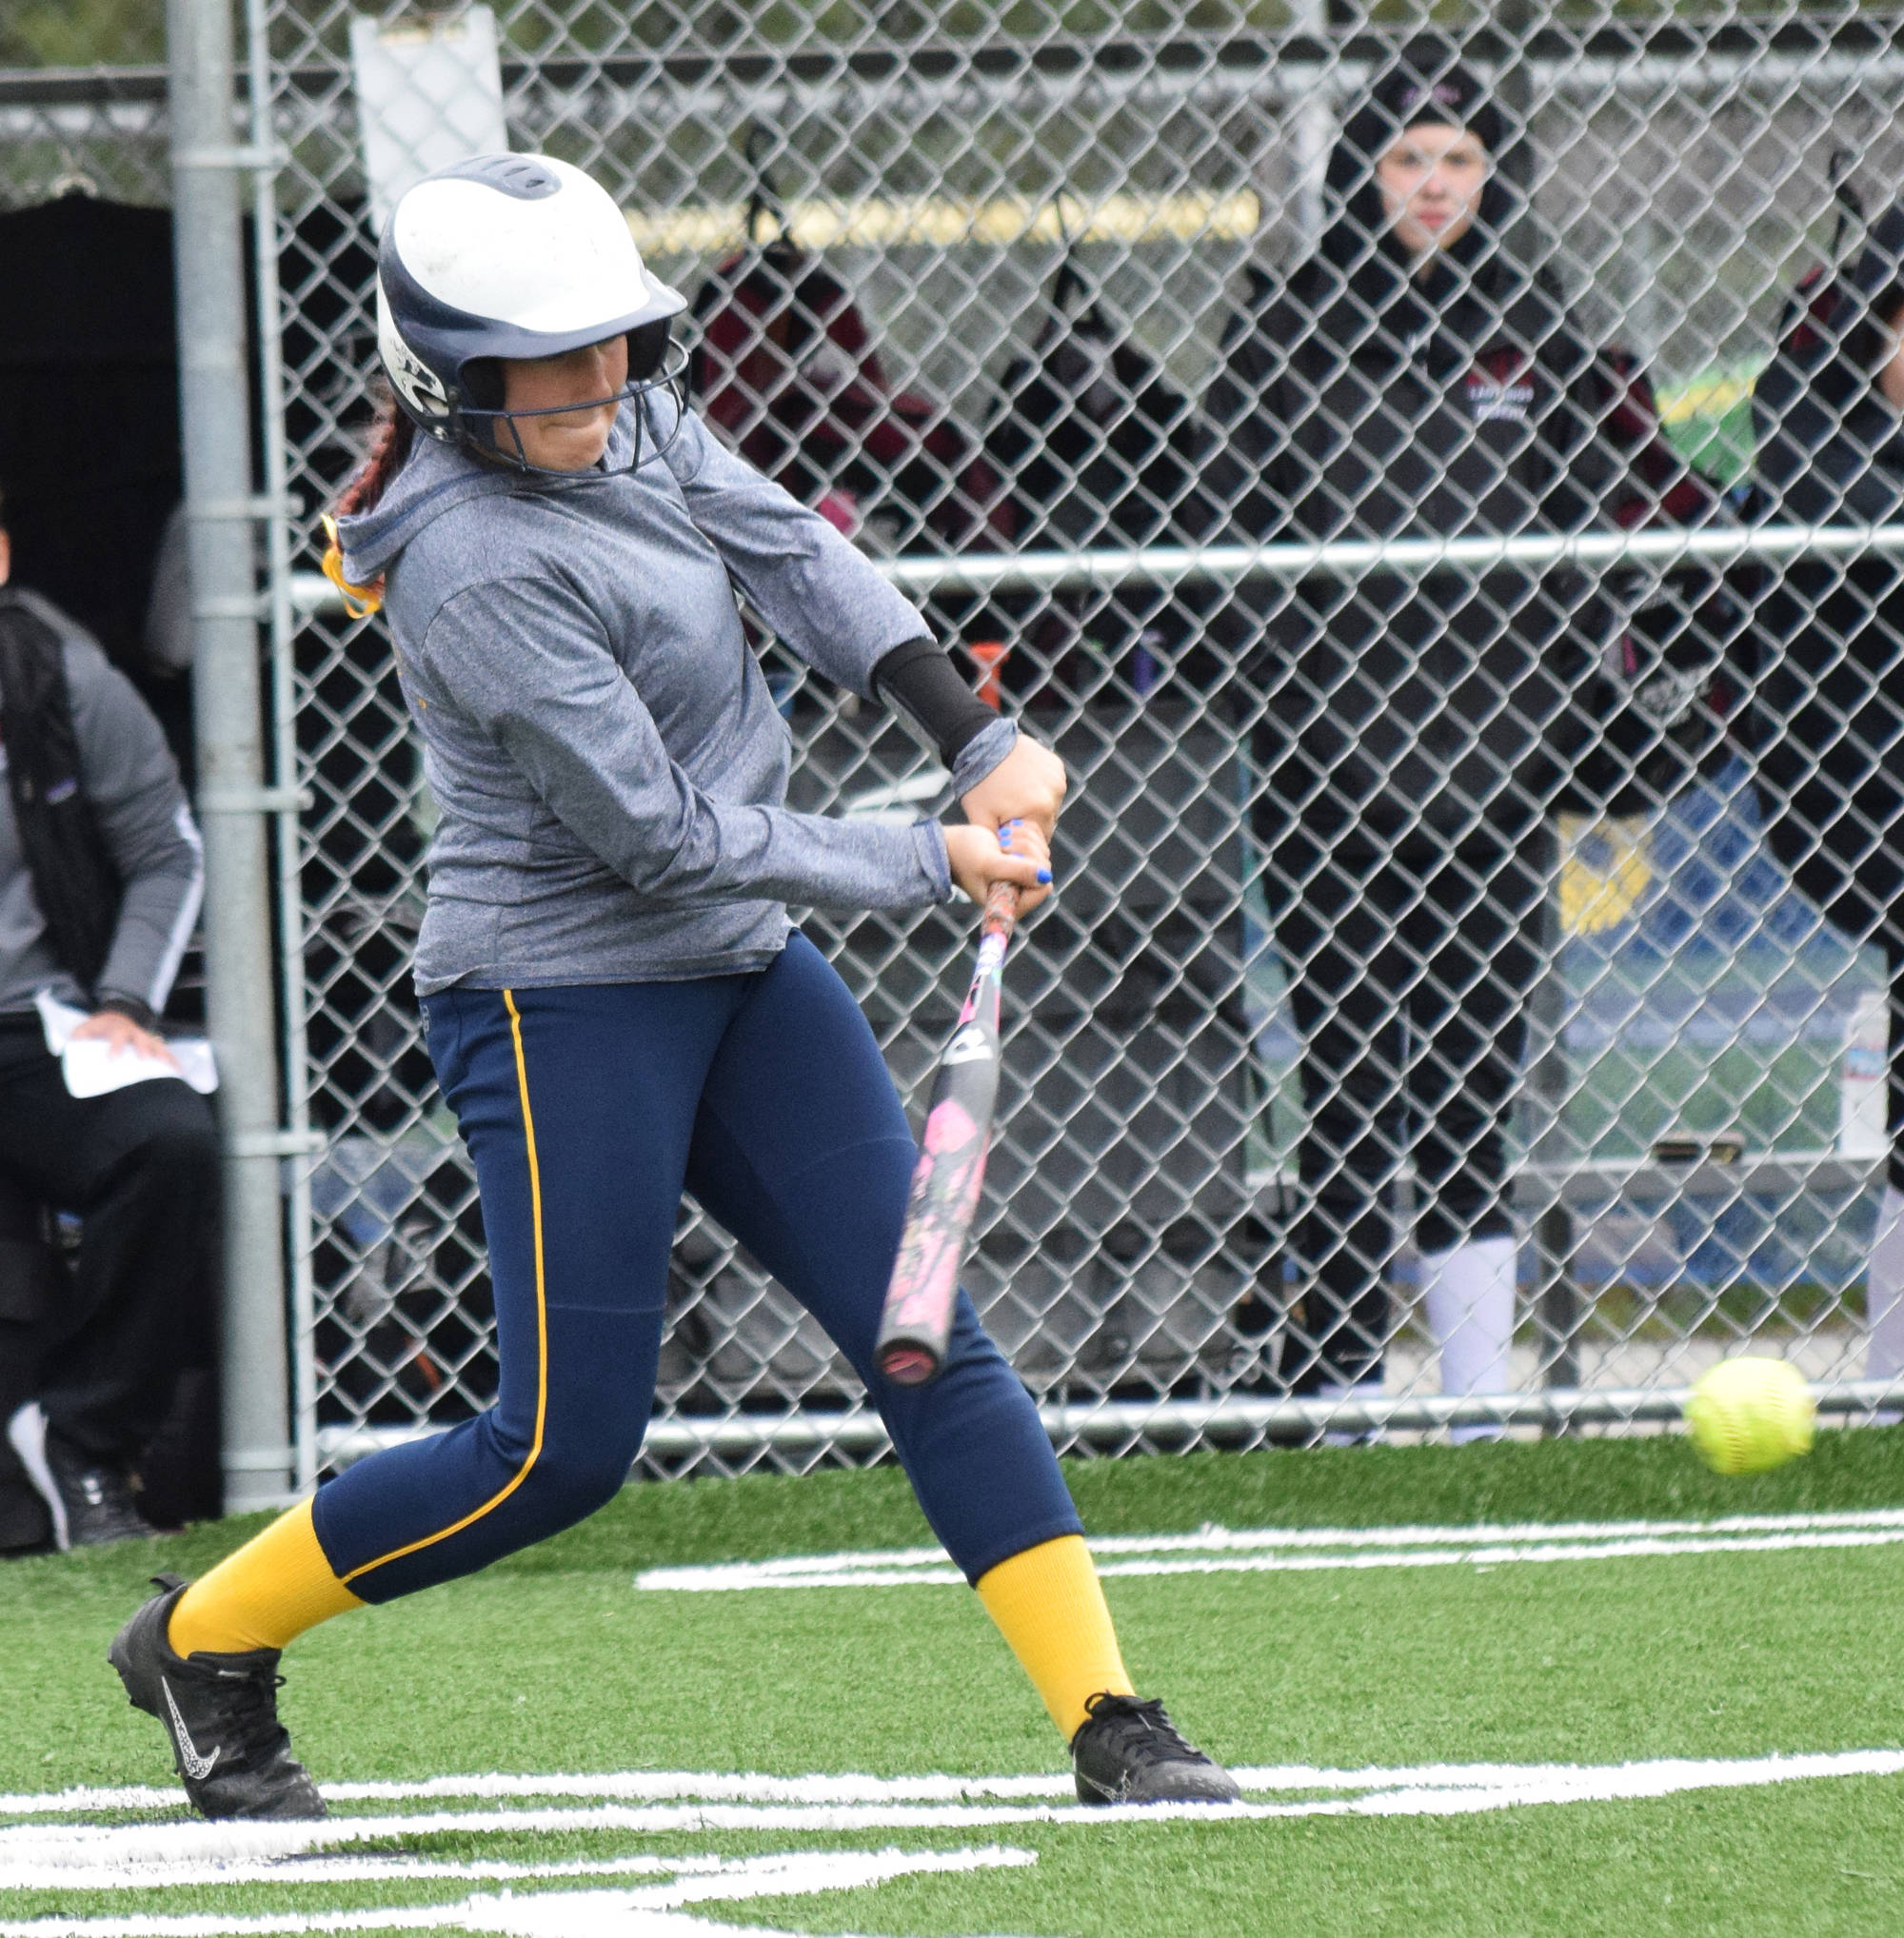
<box><xmin>107</xmin><ymin>155</ymin><xmax>1237</xmax><ymax>1819</ymax></box>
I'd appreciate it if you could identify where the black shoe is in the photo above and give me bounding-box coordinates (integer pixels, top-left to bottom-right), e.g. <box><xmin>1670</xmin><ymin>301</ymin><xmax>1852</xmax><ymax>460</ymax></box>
<box><xmin>108</xmin><ymin>1573</ymin><xmax>326</xmax><ymax>1821</ymax></box>
<box><xmin>6</xmin><ymin>1402</ymin><xmax>149</xmax><ymax>1550</ymax></box>
<box><xmin>1071</xmin><ymin>1692</ymin><xmax>1242</xmax><ymax>1806</ymax></box>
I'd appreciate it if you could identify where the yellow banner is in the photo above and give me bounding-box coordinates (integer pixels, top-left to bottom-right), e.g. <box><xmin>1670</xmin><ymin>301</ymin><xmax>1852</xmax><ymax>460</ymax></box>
<box><xmin>1557</xmin><ymin>812</ymin><xmax>1653</xmax><ymax>937</ymax></box>
<box><xmin>625</xmin><ymin>189</ymin><xmax>1261</xmax><ymax>256</ymax></box>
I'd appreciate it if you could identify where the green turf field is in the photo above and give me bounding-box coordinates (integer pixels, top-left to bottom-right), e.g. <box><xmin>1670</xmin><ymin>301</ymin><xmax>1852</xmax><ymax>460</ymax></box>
<box><xmin>8</xmin><ymin>1431</ymin><xmax>1904</xmax><ymax>1937</ymax></box>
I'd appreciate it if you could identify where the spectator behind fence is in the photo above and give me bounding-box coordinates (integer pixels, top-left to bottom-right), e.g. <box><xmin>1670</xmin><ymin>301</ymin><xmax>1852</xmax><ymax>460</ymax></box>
<box><xmin>1204</xmin><ymin>38</ymin><xmax>1724</xmax><ymax>1431</ymax></box>
<box><xmin>0</xmin><ymin>483</ymin><xmax>216</xmax><ymax>1546</ymax></box>
<box><xmin>1750</xmin><ymin>198</ymin><xmax>1904</xmax><ymax>1401</ymax></box>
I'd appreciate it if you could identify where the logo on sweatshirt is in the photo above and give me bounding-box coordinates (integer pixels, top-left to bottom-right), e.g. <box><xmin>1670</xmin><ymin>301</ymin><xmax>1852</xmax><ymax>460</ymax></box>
<box><xmin>1465</xmin><ymin>351</ymin><xmax>1535</xmax><ymax>423</ymax></box>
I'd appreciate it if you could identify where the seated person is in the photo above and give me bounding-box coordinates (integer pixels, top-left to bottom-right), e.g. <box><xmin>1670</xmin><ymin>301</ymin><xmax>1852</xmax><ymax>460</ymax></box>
<box><xmin>0</xmin><ymin>481</ymin><xmax>215</xmax><ymax>1548</ymax></box>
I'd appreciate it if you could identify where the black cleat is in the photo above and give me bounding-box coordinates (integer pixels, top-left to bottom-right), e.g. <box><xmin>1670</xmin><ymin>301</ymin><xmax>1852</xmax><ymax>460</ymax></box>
<box><xmin>109</xmin><ymin>1573</ymin><xmax>325</xmax><ymax>1821</ymax></box>
<box><xmin>1071</xmin><ymin>1691</ymin><xmax>1242</xmax><ymax>1806</ymax></box>
<box><xmin>7</xmin><ymin>1402</ymin><xmax>150</xmax><ymax>1550</ymax></box>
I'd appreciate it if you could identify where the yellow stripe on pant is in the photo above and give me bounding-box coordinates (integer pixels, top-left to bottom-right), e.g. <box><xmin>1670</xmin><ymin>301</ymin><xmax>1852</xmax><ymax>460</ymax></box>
<box><xmin>341</xmin><ymin>988</ymin><xmax>550</xmax><ymax>1587</ymax></box>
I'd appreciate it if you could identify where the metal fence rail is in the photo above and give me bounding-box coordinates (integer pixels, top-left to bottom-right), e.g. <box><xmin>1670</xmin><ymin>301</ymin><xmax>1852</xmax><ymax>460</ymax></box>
<box><xmin>317</xmin><ymin>1375</ymin><xmax>1904</xmax><ymax>1473</ymax></box>
<box><xmin>17</xmin><ymin>5</ymin><xmax>1904</xmax><ymax>1482</ymax></box>
<box><xmin>292</xmin><ymin>524</ymin><xmax>1904</xmax><ymax>614</ymax></box>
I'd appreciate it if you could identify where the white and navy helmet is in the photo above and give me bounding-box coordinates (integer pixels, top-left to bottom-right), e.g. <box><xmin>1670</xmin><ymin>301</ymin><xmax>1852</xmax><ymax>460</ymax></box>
<box><xmin>375</xmin><ymin>152</ymin><xmax>686</xmax><ymax>466</ymax></box>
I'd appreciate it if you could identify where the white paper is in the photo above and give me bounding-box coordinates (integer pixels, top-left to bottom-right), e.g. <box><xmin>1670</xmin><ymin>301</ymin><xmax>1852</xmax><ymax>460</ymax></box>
<box><xmin>33</xmin><ymin>991</ymin><xmax>218</xmax><ymax>1099</ymax></box>
<box><xmin>348</xmin><ymin>8</ymin><xmax>508</xmax><ymax>231</ymax></box>
<box><xmin>1839</xmin><ymin>985</ymin><xmax>1889</xmax><ymax>1160</ymax></box>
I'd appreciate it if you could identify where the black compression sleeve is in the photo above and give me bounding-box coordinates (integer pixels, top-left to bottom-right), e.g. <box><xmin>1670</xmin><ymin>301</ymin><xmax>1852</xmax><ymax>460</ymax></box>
<box><xmin>872</xmin><ymin>638</ymin><xmax>999</xmax><ymax>763</ymax></box>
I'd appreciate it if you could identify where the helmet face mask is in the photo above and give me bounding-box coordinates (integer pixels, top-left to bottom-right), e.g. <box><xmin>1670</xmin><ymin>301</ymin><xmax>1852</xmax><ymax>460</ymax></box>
<box><xmin>375</xmin><ymin>152</ymin><xmax>688</xmax><ymax>476</ymax></box>
<box><xmin>447</xmin><ymin>327</ymin><xmax>691</xmax><ymax>475</ymax></box>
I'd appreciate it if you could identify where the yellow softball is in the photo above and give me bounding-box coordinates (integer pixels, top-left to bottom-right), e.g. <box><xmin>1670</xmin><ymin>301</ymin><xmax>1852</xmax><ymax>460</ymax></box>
<box><xmin>1685</xmin><ymin>1356</ymin><xmax>1816</xmax><ymax>1475</ymax></box>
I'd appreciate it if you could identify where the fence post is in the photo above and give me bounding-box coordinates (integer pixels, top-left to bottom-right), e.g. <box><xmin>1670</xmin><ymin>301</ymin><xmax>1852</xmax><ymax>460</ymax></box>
<box><xmin>168</xmin><ymin>0</ymin><xmax>292</xmax><ymax>1513</ymax></box>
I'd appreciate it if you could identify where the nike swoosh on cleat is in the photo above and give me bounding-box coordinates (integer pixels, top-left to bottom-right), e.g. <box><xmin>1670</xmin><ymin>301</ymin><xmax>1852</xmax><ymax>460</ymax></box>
<box><xmin>160</xmin><ymin>1676</ymin><xmax>222</xmax><ymax>1781</ymax></box>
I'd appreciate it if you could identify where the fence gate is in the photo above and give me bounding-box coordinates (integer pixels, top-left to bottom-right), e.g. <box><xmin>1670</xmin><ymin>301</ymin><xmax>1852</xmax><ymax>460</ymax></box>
<box><xmin>206</xmin><ymin>2</ymin><xmax>1904</xmax><ymax>1478</ymax></box>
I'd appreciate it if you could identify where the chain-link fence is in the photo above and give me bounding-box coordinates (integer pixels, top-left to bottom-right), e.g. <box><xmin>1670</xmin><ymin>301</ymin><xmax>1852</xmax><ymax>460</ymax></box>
<box><xmin>13</xmin><ymin>4</ymin><xmax>1904</xmax><ymax>1477</ymax></box>
<box><xmin>0</xmin><ymin>71</ymin><xmax>168</xmax><ymax>210</ymax></box>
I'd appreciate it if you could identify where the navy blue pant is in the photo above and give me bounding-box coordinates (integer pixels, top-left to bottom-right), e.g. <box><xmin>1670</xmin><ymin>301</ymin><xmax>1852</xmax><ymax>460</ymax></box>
<box><xmin>311</xmin><ymin>934</ymin><xmax>1081</xmax><ymax>1601</ymax></box>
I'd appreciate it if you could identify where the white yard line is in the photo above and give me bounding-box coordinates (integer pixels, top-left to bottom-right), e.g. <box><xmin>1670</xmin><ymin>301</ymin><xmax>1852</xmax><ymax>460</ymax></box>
<box><xmin>0</xmin><ymin>1774</ymin><xmax>1080</xmax><ymax>1819</ymax></box>
<box><xmin>634</xmin><ymin>1509</ymin><xmax>1904</xmax><ymax>1592</ymax></box>
<box><xmin>11</xmin><ymin>1738</ymin><xmax>1904</xmax><ymax>1824</ymax></box>
<box><xmin>6</xmin><ymin>1750</ymin><xmax>1903</xmax><ymax>1872</ymax></box>
<box><xmin>0</xmin><ymin>1847</ymin><xmax>1032</xmax><ymax>1938</ymax></box>
<box><xmin>6</xmin><ymin>1753</ymin><xmax>1903</xmax><ymax>1937</ymax></box>
<box><xmin>0</xmin><ymin>1851</ymin><xmax>697</xmax><ymax>1895</ymax></box>
<box><xmin>697</xmin><ymin>1507</ymin><xmax>1904</xmax><ymax>1576</ymax></box>
<box><xmin>1089</xmin><ymin>1508</ymin><xmax>1904</xmax><ymax>1551</ymax></box>
<box><xmin>0</xmin><ymin>1787</ymin><xmax>179</xmax><ymax>1817</ymax></box>
<box><xmin>1094</xmin><ymin>1526</ymin><xmax>1904</xmax><ymax>1578</ymax></box>
<box><xmin>0</xmin><ymin>1800</ymin><xmax>1337</xmax><ymax>1867</ymax></box>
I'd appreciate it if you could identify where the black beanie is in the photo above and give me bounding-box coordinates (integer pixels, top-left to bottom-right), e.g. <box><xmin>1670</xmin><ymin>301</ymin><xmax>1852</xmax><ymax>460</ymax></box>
<box><xmin>1337</xmin><ymin>36</ymin><xmax>1508</xmax><ymax>173</ymax></box>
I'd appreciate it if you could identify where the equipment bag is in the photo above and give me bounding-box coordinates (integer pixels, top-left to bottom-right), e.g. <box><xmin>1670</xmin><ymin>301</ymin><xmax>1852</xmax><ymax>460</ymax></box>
<box><xmin>979</xmin><ymin>256</ymin><xmax>1216</xmax><ymax>699</ymax></box>
<box><xmin>984</xmin><ymin>255</ymin><xmax>1208</xmax><ymax>551</ymax></box>
<box><xmin>687</xmin><ymin>132</ymin><xmax>1004</xmax><ymax>556</ymax></box>
<box><xmin>1560</xmin><ymin>347</ymin><xmax>1750</xmax><ymax>820</ymax></box>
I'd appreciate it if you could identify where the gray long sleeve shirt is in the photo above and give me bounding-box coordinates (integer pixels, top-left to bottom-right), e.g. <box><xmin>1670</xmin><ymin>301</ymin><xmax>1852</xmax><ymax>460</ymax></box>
<box><xmin>0</xmin><ymin>586</ymin><xmax>204</xmax><ymax>1017</ymax></box>
<box><xmin>337</xmin><ymin>395</ymin><xmax>965</xmax><ymax>994</ymax></box>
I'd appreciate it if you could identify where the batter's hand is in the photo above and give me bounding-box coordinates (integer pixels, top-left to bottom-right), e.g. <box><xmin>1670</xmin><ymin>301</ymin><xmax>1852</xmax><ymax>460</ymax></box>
<box><xmin>943</xmin><ymin>820</ymin><xmax>1052</xmax><ymax>914</ymax></box>
<box><xmin>959</xmin><ymin>735</ymin><xmax>1065</xmax><ymax>840</ymax></box>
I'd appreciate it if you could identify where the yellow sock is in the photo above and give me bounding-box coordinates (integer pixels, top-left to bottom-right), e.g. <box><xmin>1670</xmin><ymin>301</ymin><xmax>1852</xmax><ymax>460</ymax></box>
<box><xmin>167</xmin><ymin>1497</ymin><xmax>366</xmax><ymax>1657</ymax></box>
<box><xmin>975</xmin><ymin>1533</ymin><xmax>1135</xmax><ymax>1741</ymax></box>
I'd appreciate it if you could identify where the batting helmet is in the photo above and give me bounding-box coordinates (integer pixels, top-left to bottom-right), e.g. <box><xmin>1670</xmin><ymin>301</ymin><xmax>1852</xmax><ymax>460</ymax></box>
<box><xmin>376</xmin><ymin>152</ymin><xmax>686</xmax><ymax>469</ymax></box>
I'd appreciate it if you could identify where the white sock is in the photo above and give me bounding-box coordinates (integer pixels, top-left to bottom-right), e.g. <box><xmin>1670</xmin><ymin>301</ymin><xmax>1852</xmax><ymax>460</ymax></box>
<box><xmin>1422</xmin><ymin>1236</ymin><xmax>1517</xmax><ymax>1445</ymax></box>
<box><xmin>1866</xmin><ymin>1183</ymin><xmax>1904</xmax><ymax>1391</ymax></box>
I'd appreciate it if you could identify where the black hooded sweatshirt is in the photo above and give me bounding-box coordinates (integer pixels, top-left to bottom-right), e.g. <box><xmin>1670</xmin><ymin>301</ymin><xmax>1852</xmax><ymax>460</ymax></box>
<box><xmin>1749</xmin><ymin>200</ymin><xmax>1904</xmax><ymax>851</ymax></box>
<box><xmin>1206</xmin><ymin>49</ymin><xmax>1676</xmax><ymax>855</ymax></box>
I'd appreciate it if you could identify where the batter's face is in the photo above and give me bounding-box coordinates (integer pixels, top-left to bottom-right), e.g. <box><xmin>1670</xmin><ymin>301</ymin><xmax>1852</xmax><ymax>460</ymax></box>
<box><xmin>1377</xmin><ymin>122</ymin><xmax>1491</xmax><ymax>264</ymax></box>
<box><xmin>500</xmin><ymin>334</ymin><xmax>627</xmax><ymax>471</ymax></box>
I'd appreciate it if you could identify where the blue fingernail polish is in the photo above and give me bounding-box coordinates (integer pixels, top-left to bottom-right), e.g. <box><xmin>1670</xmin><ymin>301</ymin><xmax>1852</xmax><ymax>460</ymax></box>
<box><xmin>1038</xmin><ymin>867</ymin><xmax>1052</xmax><ymax>883</ymax></box>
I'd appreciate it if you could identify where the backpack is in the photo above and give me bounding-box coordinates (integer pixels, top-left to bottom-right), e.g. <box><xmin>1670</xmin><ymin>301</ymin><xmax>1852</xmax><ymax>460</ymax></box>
<box><xmin>1775</xmin><ymin>150</ymin><xmax>1868</xmax><ymax>370</ymax></box>
<box><xmin>687</xmin><ymin>187</ymin><xmax>1005</xmax><ymax>557</ymax></box>
<box><xmin>978</xmin><ymin>259</ymin><xmax>1217</xmax><ymax>701</ymax></box>
<box><xmin>1555</xmin><ymin>346</ymin><xmax>1752</xmax><ymax>820</ymax></box>
<box><xmin>1742</xmin><ymin>149</ymin><xmax>1870</xmax><ymax>522</ymax></box>
<box><xmin>1593</xmin><ymin>348</ymin><xmax>1725</xmax><ymax>530</ymax></box>
<box><xmin>1777</xmin><ymin>263</ymin><xmax>1854</xmax><ymax>367</ymax></box>
<box><xmin>0</xmin><ymin>593</ymin><xmax>121</xmax><ymax>993</ymax></box>
<box><xmin>985</xmin><ymin>257</ymin><xmax>1209</xmax><ymax>552</ymax></box>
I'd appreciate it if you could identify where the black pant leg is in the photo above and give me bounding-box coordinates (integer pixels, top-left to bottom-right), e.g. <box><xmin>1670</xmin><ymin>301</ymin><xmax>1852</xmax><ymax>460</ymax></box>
<box><xmin>0</xmin><ymin>1029</ymin><xmax>219</xmax><ymax>1462</ymax></box>
<box><xmin>1406</xmin><ymin>842</ymin><xmax>1546</xmax><ymax>1255</ymax></box>
<box><xmin>1270</xmin><ymin>835</ymin><xmax>1413</xmax><ymax>1384</ymax></box>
